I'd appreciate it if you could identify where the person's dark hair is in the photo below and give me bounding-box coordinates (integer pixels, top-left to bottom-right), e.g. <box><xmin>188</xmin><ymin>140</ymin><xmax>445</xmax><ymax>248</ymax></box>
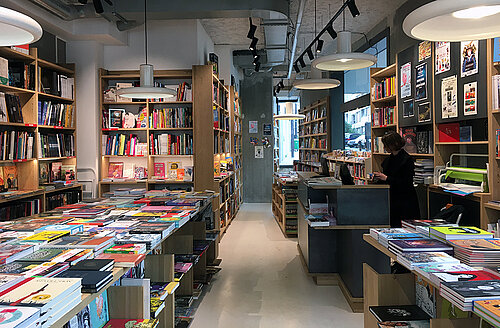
<box><xmin>382</xmin><ymin>131</ymin><xmax>405</xmax><ymax>152</ymax></box>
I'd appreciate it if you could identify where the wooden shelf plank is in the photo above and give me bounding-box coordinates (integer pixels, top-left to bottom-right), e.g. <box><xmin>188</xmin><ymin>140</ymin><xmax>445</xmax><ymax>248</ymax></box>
<box><xmin>38</xmin><ymin>92</ymin><xmax>74</xmax><ymax>102</ymax></box>
<box><xmin>37</xmin><ymin>58</ymin><xmax>74</xmax><ymax>75</ymax></box>
<box><xmin>372</xmin><ymin>94</ymin><xmax>396</xmax><ymax>104</ymax></box>
<box><xmin>370</xmin><ymin>63</ymin><xmax>396</xmax><ymax>79</ymax></box>
<box><xmin>0</xmin><ymin>84</ymin><xmax>36</xmax><ymax>94</ymax></box>
<box><xmin>435</xmin><ymin>141</ymin><xmax>488</xmax><ymax>145</ymax></box>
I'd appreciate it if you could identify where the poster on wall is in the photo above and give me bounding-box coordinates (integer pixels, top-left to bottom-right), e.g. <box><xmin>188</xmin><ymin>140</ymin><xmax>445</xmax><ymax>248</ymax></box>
<box><xmin>403</xmin><ymin>99</ymin><xmax>414</xmax><ymax>118</ymax></box>
<box><xmin>435</xmin><ymin>41</ymin><xmax>451</xmax><ymax>74</ymax></box>
<box><xmin>464</xmin><ymin>81</ymin><xmax>477</xmax><ymax>116</ymax></box>
<box><xmin>249</xmin><ymin>120</ymin><xmax>258</xmax><ymax>133</ymax></box>
<box><xmin>418</xmin><ymin>102</ymin><xmax>432</xmax><ymax>123</ymax></box>
<box><xmin>418</xmin><ymin>41</ymin><xmax>432</xmax><ymax>62</ymax></box>
<box><xmin>400</xmin><ymin>62</ymin><xmax>412</xmax><ymax>98</ymax></box>
<box><xmin>415</xmin><ymin>63</ymin><xmax>427</xmax><ymax>101</ymax></box>
<box><xmin>255</xmin><ymin>145</ymin><xmax>264</xmax><ymax>158</ymax></box>
<box><xmin>441</xmin><ymin>75</ymin><xmax>458</xmax><ymax>119</ymax></box>
<box><xmin>461</xmin><ymin>40</ymin><xmax>479</xmax><ymax>77</ymax></box>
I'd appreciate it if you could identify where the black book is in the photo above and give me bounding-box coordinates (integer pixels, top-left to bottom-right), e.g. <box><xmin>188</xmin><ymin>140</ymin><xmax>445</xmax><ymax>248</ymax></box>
<box><xmin>4</xmin><ymin>94</ymin><xmax>23</xmax><ymax>123</ymax></box>
<box><xmin>69</xmin><ymin>259</ymin><xmax>114</xmax><ymax>272</ymax></box>
<box><xmin>8</xmin><ymin>61</ymin><xmax>25</xmax><ymax>88</ymax></box>
<box><xmin>57</xmin><ymin>270</ymin><xmax>113</xmax><ymax>292</ymax></box>
<box><xmin>442</xmin><ymin>280</ymin><xmax>500</xmax><ymax>301</ymax></box>
<box><xmin>369</xmin><ymin>305</ymin><xmax>431</xmax><ymax>322</ymax></box>
<box><xmin>416</xmin><ymin>131</ymin><xmax>429</xmax><ymax>154</ymax></box>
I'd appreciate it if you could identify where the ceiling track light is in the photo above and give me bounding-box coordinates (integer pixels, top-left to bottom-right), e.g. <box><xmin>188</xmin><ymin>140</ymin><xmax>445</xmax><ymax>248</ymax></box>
<box><xmin>251</xmin><ymin>49</ymin><xmax>258</xmax><ymax>59</ymax></box>
<box><xmin>306</xmin><ymin>48</ymin><xmax>314</xmax><ymax>61</ymax></box>
<box><xmin>298</xmin><ymin>57</ymin><xmax>306</xmax><ymax>68</ymax></box>
<box><xmin>249</xmin><ymin>37</ymin><xmax>258</xmax><ymax>51</ymax></box>
<box><xmin>253</xmin><ymin>55</ymin><xmax>260</xmax><ymax>65</ymax></box>
<box><xmin>255</xmin><ymin>62</ymin><xmax>261</xmax><ymax>72</ymax></box>
<box><xmin>316</xmin><ymin>39</ymin><xmax>324</xmax><ymax>53</ymax></box>
<box><xmin>247</xmin><ymin>18</ymin><xmax>257</xmax><ymax>39</ymax></box>
<box><xmin>326</xmin><ymin>25</ymin><xmax>337</xmax><ymax>40</ymax></box>
<box><xmin>278</xmin><ymin>80</ymin><xmax>285</xmax><ymax>89</ymax></box>
<box><xmin>347</xmin><ymin>0</ymin><xmax>360</xmax><ymax>18</ymax></box>
<box><xmin>294</xmin><ymin>64</ymin><xmax>300</xmax><ymax>73</ymax></box>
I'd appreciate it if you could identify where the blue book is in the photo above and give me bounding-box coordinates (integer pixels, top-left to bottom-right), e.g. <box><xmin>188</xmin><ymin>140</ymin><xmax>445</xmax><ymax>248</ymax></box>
<box><xmin>494</xmin><ymin>38</ymin><xmax>500</xmax><ymax>63</ymax></box>
<box><xmin>89</xmin><ymin>289</ymin><xmax>109</xmax><ymax>328</ymax></box>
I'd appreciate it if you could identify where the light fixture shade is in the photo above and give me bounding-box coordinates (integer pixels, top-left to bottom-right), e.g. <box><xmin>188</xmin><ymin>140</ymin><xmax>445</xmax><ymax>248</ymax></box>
<box><xmin>0</xmin><ymin>7</ymin><xmax>42</xmax><ymax>46</ymax></box>
<box><xmin>116</xmin><ymin>64</ymin><xmax>176</xmax><ymax>99</ymax></box>
<box><xmin>274</xmin><ymin>102</ymin><xmax>305</xmax><ymax>121</ymax></box>
<box><xmin>312</xmin><ymin>31</ymin><xmax>377</xmax><ymax>71</ymax></box>
<box><xmin>293</xmin><ymin>67</ymin><xmax>341</xmax><ymax>90</ymax></box>
<box><xmin>403</xmin><ymin>0</ymin><xmax>500</xmax><ymax>41</ymax></box>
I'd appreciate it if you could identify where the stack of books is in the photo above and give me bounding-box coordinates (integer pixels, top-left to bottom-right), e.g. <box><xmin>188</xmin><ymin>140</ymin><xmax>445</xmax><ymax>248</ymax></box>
<box><xmin>474</xmin><ymin>299</ymin><xmax>500</xmax><ymax>327</ymax></box>
<box><xmin>0</xmin><ymin>306</ymin><xmax>41</xmax><ymax>327</ymax></box>
<box><xmin>388</xmin><ymin>238</ymin><xmax>453</xmax><ymax>256</ymax></box>
<box><xmin>369</xmin><ymin>228</ymin><xmax>408</xmax><ymax>241</ymax></box>
<box><xmin>115</xmin><ymin>234</ymin><xmax>162</xmax><ymax>250</ymax></box>
<box><xmin>414</xmin><ymin>262</ymin><xmax>475</xmax><ymax>282</ymax></box>
<box><xmin>369</xmin><ymin>305</ymin><xmax>431</xmax><ymax>328</ymax></box>
<box><xmin>402</xmin><ymin>219</ymin><xmax>456</xmax><ymax>232</ymax></box>
<box><xmin>397</xmin><ymin>252</ymin><xmax>460</xmax><ymax>270</ymax></box>
<box><xmin>440</xmin><ymin>280</ymin><xmax>500</xmax><ymax>311</ymax></box>
<box><xmin>430</xmin><ymin>269</ymin><xmax>500</xmax><ymax>286</ymax></box>
<box><xmin>429</xmin><ymin>226</ymin><xmax>494</xmax><ymax>242</ymax></box>
<box><xmin>447</xmin><ymin>239</ymin><xmax>500</xmax><ymax>266</ymax></box>
<box><xmin>57</xmin><ymin>269</ymin><xmax>114</xmax><ymax>293</ymax></box>
<box><xmin>104</xmin><ymin>243</ymin><xmax>147</xmax><ymax>255</ymax></box>
<box><xmin>104</xmin><ymin>319</ymin><xmax>159</xmax><ymax>328</ymax></box>
<box><xmin>377</xmin><ymin>229</ymin><xmax>424</xmax><ymax>248</ymax></box>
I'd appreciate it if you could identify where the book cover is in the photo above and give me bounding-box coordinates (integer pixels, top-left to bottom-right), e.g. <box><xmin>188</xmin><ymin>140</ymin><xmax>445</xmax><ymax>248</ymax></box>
<box><xmin>69</xmin><ymin>259</ymin><xmax>114</xmax><ymax>272</ymax></box>
<box><xmin>153</xmin><ymin>163</ymin><xmax>165</xmax><ymax>178</ymax></box>
<box><xmin>438</xmin><ymin>123</ymin><xmax>460</xmax><ymax>142</ymax></box>
<box><xmin>432</xmin><ymin>270</ymin><xmax>500</xmax><ymax>283</ymax></box>
<box><xmin>416</xmin><ymin>276</ymin><xmax>436</xmax><ymax>318</ymax></box>
<box><xmin>167</xmin><ymin>162</ymin><xmax>180</xmax><ymax>180</ymax></box>
<box><xmin>399</xmin><ymin>252</ymin><xmax>458</xmax><ymax>266</ymax></box>
<box><xmin>96</xmin><ymin>253</ymin><xmax>145</xmax><ymax>268</ymax></box>
<box><xmin>390</xmin><ymin>239</ymin><xmax>452</xmax><ymax>252</ymax></box>
<box><xmin>88</xmin><ymin>289</ymin><xmax>109</xmax><ymax>328</ymax></box>
<box><xmin>430</xmin><ymin>226</ymin><xmax>493</xmax><ymax>238</ymax></box>
<box><xmin>108</xmin><ymin>162</ymin><xmax>124</xmax><ymax>178</ymax></box>
<box><xmin>103</xmin><ymin>319</ymin><xmax>159</xmax><ymax>328</ymax></box>
<box><xmin>401</xmin><ymin>127</ymin><xmax>417</xmax><ymax>154</ymax></box>
<box><xmin>447</xmin><ymin>239</ymin><xmax>500</xmax><ymax>251</ymax></box>
<box><xmin>369</xmin><ymin>305</ymin><xmax>431</xmax><ymax>322</ymax></box>
<box><xmin>39</xmin><ymin>162</ymin><xmax>49</xmax><ymax>184</ymax></box>
<box><xmin>459</xmin><ymin>126</ymin><xmax>472</xmax><ymax>142</ymax></box>
<box><xmin>109</xmin><ymin>109</ymin><xmax>124</xmax><ymax>128</ymax></box>
<box><xmin>50</xmin><ymin>162</ymin><xmax>62</xmax><ymax>182</ymax></box>
<box><xmin>442</xmin><ymin>280</ymin><xmax>500</xmax><ymax>300</ymax></box>
<box><xmin>22</xmin><ymin>231</ymin><xmax>69</xmax><ymax>242</ymax></box>
<box><xmin>104</xmin><ymin>244</ymin><xmax>146</xmax><ymax>255</ymax></box>
<box><xmin>183</xmin><ymin>166</ymin><xmax>193</xmax><ymax>182</ymax></box>
<box><xmin>57</xmin><ymin>270</ymin><xmax>113</xmax><ymax>289</ymax></box>
<box><xmin>474</xmin><ymin>299</ymin><xmax>500</xmax><ymax>319</ymax></box>
<box><xmin>416</xmin><ymin>131</ymin><xmax>429</xmax><ymax>154</ymax></box>
<box><xmin>18</xmin><ymin>248</ymin><xmax>64</xmax><ymax>262</ymax></box>
<box><xmin>0</xmin><ymin>306</ymin><xmax>40</xmax><ymax>328</ymax></box>
<box><xmin>61</xmin><ymin>165</ymin><xmax>76</xmax><ymax>181</ymax></box>
<box><xmin>176</xmin><ymin>169</ymin><xmax>185</xmax><ymax>181</ymax></box>
<box><xmin>2</xmin><ymin>166</ymin><xmax>17</xmax><ymax>190</ymax></box>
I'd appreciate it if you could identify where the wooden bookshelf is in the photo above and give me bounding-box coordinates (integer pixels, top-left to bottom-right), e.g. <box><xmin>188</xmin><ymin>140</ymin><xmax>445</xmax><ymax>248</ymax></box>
<box><xmin>297</xmin><ymin>97</ymin><xmax>331</xmax><ymax>172</ymax></box>
<box><xmin>0</xmin><ymin>47</ymin><xmax>80</xmax><ymax>218</ymax></box>
<box><xmin>272</xmin><ymin>178</ymin><xmax>298</xmax><ymax>237</ymax></box>
<box><xmin>98</xmin><ymin>68</ymin><xmax>195</xmax><ymax>196</ymax></box>
<box><xmin>230</xmin><ymin>86</ymin><xmax>242</xmax><ymax>215</ymax></box>
<box><xmin>326</xmin><ymin>151</ymin><xmax>371</xmax><ymax>185</ymax></box>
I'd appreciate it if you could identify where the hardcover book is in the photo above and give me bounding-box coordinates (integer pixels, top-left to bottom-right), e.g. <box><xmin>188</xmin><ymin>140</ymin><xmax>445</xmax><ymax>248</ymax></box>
<box><xmin>369</xmin><ymin>305</ymin><xmax>431</xmax><ymax>322</ymax></box>
<box><xmin>89</xmin><ymin>289</ymin><xmax>109</xmax><ymax>328</ymax></box>
<box><xmin>438</xmin><ymin>123</ymin><xmax>460</xmax><ymax>142</ymax></box>
<box><xmin>57</xmin><ymin>270</ymin><xmax>113</xmax><ymax>293</ymax></box>
<box><xmin>447</xmin><ymin>238</ymin><xmax>500</xmax><ymax>250</ymax></box>
<box><xmin>442</xmin><ymin>280</ymin><xmax>500</xmax><ymax>301</ymax></box>
<box><xmin>2</xmin><ymin>166</ymin><xmax>17</xmax><ymax>190</ymax></box>
<box><xmin>153</xmin><ymin>163</ymin><xmax>165</xmax><ymax>179</ymax></box>
<box><xmin>22</xmin><ymin>231</ymin><xmax>69</xmax><ymax>242</ymax></box>
<box><xmin>39</xmin><ymin>162</ymin><xmax>49</xmax><ymax>184</ymax></box>
<box><xmin>0</xmin><ymin>306</ymin><xmax>40</xmax><ymax>328</ymax></box>
<box><xmin>430</xmin><ymin>226</ymin><xmax>493</xmax><ymax>240</ymax></box>
<box><xmin>96</xmin><ymin>253</ymin><xmax>145</xmax><ymax>268</ymax></box>
<box><xmin>69</xmin><ymin>259</ymin><xmax>114</xmax><ymax>272</ymax></box>
<box><xmin>109</xmin><ymin>109</ymin><xmax>125</xmax><ymax>128</ymax></box>
<box><xmin>108</xmin><ymin>162</ymin><xmax>124</xmax><ymax>179</ymax></box>
<box><xmin>432</xmin><ymin>270</ymin><xmax>500</xmax><ymax>283</ymax></box>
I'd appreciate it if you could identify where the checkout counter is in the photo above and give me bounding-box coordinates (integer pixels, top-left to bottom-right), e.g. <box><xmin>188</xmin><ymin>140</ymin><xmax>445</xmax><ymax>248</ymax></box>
<box><xmin>297</xmin><ymin>172</ymin><xmax>392</xmax><ymax>312</ymax></box>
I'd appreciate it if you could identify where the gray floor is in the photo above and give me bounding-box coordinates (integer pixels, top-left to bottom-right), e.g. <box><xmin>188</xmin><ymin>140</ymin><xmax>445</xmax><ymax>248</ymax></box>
<box><xmin>190</xmin><ymin>203</ymin><xmax>364</xmax><ymax>328</ymax></box>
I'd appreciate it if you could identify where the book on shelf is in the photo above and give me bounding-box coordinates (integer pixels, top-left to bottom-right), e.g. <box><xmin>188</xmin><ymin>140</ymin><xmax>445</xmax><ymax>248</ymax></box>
<box><xmin>440</xmin><ymin>280</ymin><xmax>500</xmax><ymax>311</ymax></box>
<box><xmin>150</xmin><ymin>133</ymin><xmax>193</xmax><ymax>155</ymax></box>
<box><xmin>38</xmin><ymin>132</ymin><xmax>75</xmax><ymax>158</ymax></box>
<box><xmin>3</xmin><ymin>165</ymin><xmax>17</xmax><ymax>190</ymax></box>
<box><xmin>61</xmin><ymin>164</ymin><xmax>76</xmax><ymax>181</ymax></box>
<box><xmin>401</xmin><ymin>127</ymin><xmax>417</xmax><ymax>154</ymax></box>
<box><xmin>0</xmin><ymin>130</ymin><xmax>35</xmax><ymax>160</ymax></box>
<box><xmin>459</xmin><ymin>126</ymin><xmax>472</xmax><ymax>142</ymax></box>
<box><xmin>8</xmin><ymin>61</ymin><xmax>35</xmax><ymax>90</ymax></box>
<box><xmin>474</xmin><ymin>299</ymin><xmax>500</xmax><ymax>327</ymax></box>
<box><xmin>102</xmin><ymin>134</ymin><xmax>142</xmax><ymax>156</ymax></box>
<box><xmin>2</xmin><ymin>93</ymin><xmax>23</xmax><ymax>123</ymax></box>
<box><xmin>39</xmin><ymin>68</ymin><xmax>74</xmax><ymax>99</ymax></box>
<box><xmin>493</xmin><ymin>75</ymin><xmax>500</xmax><ymax>110</ymax></box>
<box><xmin>371</xmin><ymin>76</ymin><xmax>396</xmax><ymax>100</ymax></box>
<box><xmin>369</xmin><ymin>305</ymin><xmax>431</xmax><ymax>327</ymax></box>
<box><xmin>153</xmin><ymin>163</ymin><xmax>165</xmax><ymax>179</ymax></box>
<box><xmin>167</xmin><ymin>162</ymin><xmax>181</xmax><ymax>180</ymax></box>
<box><xmin>109</xmin><ymin>108</ymin><xmax>125</xmax><ymax>128</ymax></box>
<box><xmin>88</xmin><ymin>290</ymin><xmax>109</xmax><ymax>328</ymax></box>
<box><xmin>438</xmin><ymin>123</ymin><xmax>460</xmax><ymax>142</ymax></box>
<box><xmin>429</xmin><ymin>226</ymin><xmax>494</xmax><ymax>241</ymax></box>
<box><xmin>149</xmin><ymin>107</ymin><xmax>193</xmax><ymax>129</ymax></box>
<box><xmin>108</xmin><ymin>162</ymin><xmax>124</xmax><ymax>178</ymax></box>
<box><xmin>0</xmin><ymin>57</ymin><xmax>7</xmax><ymax>86</ymax></box>
<box><xmin>38</xmin><ymin>101</ymin><xmax>75</xmax><ymax>127</ymax></box>
<box><xmin>416</xmin><ymin>131</ymin><xmax>432</xmax><ymax>154</ymax></box>
<box><xmin>372</xmin><ymin>106</ymin><xmax>395</xmax><ymax>126</ymax></box>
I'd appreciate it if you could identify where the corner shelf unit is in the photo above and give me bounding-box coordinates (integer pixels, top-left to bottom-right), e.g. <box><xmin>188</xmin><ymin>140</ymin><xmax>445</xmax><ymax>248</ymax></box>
<box><xmin>297</xmin><ymin>97</ymin><xmax>331</xmax><ymax>172</ymax></box>
<box><xmin>0</xmin><ymin>47</ymin><xmax>80</xmax><ymax>218</ymax></box>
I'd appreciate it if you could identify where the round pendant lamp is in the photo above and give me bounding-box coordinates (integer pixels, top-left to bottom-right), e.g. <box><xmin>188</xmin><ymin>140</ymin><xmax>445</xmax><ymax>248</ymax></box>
<box><xmin>274</xmin><ymin>102</ymin><xmax>305</xmax><ymax>121</ymax></box>
<box><xmin>403</xmin><ymin>0</ymin><xmax>500</xmax><ymax>42</ymax></box>
<box><xmin>116</xmin><ymin>0</ymin><xmax>176</xmax><ymax>100</ymax></box>
<box><xmin>312</xmin><ymin>31</ymin><xmax>377</xmax><ymax>71</ymax></box>
<box><xmin>0</xmin><ymin>7</ymin><xmax>42</xmax><ymax>46</ymax></box>
<box><xmin>293</xmin><ymin>67</ymin><xmax>341</xmax><ymax>90</ymax></box>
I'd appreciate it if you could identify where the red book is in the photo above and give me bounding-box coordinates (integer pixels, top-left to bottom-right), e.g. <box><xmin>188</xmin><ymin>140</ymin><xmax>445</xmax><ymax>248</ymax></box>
<box><xmin>438</xmin><ymin>123</ymin><xmax>460</xmax><ymax>142</ymax></box>
<box><xmin>432</xmin><ymin>270</ymin><xmax>500</xmax><ymax>282</ymax></box>
<box><xmin>154</xmin><ymin>163</ymin><xmax>165</xmax><ymax>178</ymax></box>
<box><xmin>96</xmin><ymin>253</ymin><xmax>146</xmax><ymax>267</ymax></box>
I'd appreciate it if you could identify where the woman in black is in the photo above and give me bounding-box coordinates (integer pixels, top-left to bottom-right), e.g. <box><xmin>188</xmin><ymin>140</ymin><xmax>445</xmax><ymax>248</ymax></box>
<box><xmin>373</xmin><ymin>132</ymin><xmax>420</xmax><ymax>227</ymax></box>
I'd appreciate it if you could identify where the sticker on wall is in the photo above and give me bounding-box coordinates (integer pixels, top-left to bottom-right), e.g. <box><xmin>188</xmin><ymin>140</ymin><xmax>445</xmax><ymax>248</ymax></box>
<box><xmin>263</xmin><ymin>123</ymin><xmax>272</xmax><ymax>136</ymax></box>
<box><xmin>255</xmin><ymin>145</ymin><xmax>264</xmax><ymax>158</ymax></box>
<box><xmin>461</xmin><ymin>40</ymin><xmax>478</xmax><ymax>77</ymax></box>
<box><xmin>435</xmin><ymin>41</ymin><xmax>450</xmax><ymax>75</ymax></box>
<box><xmin>262</xmin><ymin>137</ymin><xmax>271</xmax><ymax>148</ymax></box>
<box><xmin>415</xmin><ymin>63</ymin><xmax>427</xmax><ymax>101</ymax></box>
<box><xmin>400</xmin><ymin>62</ymin><xmax>412</xmax><ymax>99</ymax></box>
<box><xmin>249</xmin><ymin>120</ymin><xmax>258</xmax><ymax>133</ymax></box>
<box><xmin>250</xmin><ymin>137</ymin><xmax>259</xmax><ymax>145</ymax></box>
<box><xmin>464</xmin><ymin>81</ymin><xmax>477</xmax><ymax>116</ymax></box>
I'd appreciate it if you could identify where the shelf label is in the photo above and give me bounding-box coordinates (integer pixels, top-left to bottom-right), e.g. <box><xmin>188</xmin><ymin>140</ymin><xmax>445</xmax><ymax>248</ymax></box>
<box><xmin>24</xmin><ymin>124</ymin><xmax>36</xmax><ymax>127</ymax></box>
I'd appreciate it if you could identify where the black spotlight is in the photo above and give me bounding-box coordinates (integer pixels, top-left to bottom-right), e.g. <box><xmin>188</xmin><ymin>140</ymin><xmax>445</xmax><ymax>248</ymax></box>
<box><xmin>347</xmin><ymin>0</ymin><xmax>360</xmax><ymax>17</ymax></box>
<box><xmin>255</xmin><ymin>62</ymin><xmax>261</xmax><ymax>72</ymax></box>
<box><xmin>306</xmin><ymin>47</ymin><xmax>314</xmax><ymax>61</ymax></box>
<box><xmin>93</xmin><ymin>0</ymin><xmax>104</xmax><ymax>13</ymax></box>
<box><xmin>249</xmin><ymin>38</ymin><xmax>258</xmax><ymax>51</ymax></box>
<box><xmin>294</xmin><ymin>63</ymin><xmax>300</xmax><ymax>73</ymax></box>
<box><xmin>298</xmin><ymin>56</ymin><xmax>306</xmax><ymax>68</ymax></box>
<box><xmin>316</xmin><ymin>39</ymin><xmax>324</xmax><ymax>53</ymax></box>
<box><xmin>251</xmin><ymin>49</ymin><xmax>258</xmax><ymax>59</ymax></box>
<box><xmin>78</xmin><ymin>0</ymin><xmax>88</xmax><ymax>3</ymax></box>
<box><xmin>278</xmin><ymin>80</ymin><xmax>285</xmax><ymax>89</ymax></box>
<box><xmin>326</xmin><ymin>25</ymin><xmax>337</xmax><ymax>39</ymax></box>
<box><xmin>247</xmin><ymin>18</ymin><xmax>257</xmax><ymax>39</ymax></box>
<box><xmin>253</xmin><ymin>55</ymin><xmax>260</xmax><ymax>65</ymax></box>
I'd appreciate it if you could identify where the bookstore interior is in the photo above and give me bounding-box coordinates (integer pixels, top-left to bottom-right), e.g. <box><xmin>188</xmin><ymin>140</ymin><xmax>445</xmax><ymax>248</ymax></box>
<box><xmin>5</xmin><ymin>0</ymin><xmax>500</xmax><ymax>327</ymax></box>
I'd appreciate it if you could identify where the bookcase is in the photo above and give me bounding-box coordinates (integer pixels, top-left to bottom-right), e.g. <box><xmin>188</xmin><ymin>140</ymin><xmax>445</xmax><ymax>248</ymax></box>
<box><xmin>0</xmin><ymin>46</ymin><xmax>81</xmax><ymax>218</ymax></box>
<box><xmin>326</xmin><ymin>150</ymin><xmax>371</xmax><ymax>185</ymax></box>
<box><xmin>230</xmin><ymin>86</ymin><xmax>242</xmax><ymax>215</ymax></box>
<box><xmin>297</xmin><ymin>97</ymin><xmax>331</xmax><ymax>172</ymax></box>
<box><xmin>272</xmin><ymin>175</ymin><xmax>298</xmax><ymax>237</ymax></box>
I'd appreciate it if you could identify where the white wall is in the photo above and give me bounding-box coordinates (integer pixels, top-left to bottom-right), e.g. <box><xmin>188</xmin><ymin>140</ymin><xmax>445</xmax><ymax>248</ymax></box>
<box><xmin>213</xmin><ymin>45</ymin><xmax>243</xmax><ymax>92</ymax></box>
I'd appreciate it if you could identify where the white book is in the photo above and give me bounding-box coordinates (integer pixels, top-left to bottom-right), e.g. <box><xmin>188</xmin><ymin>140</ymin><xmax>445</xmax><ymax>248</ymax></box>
<box><xmin>0</xmin><ymin>57</ymin><xmax>7</xmax><ymax>86</ymax></box>
<box><xmin>8</xmin><ymin>131</ymin><xmax>14</xmax><ymax>160</ymax></box>
<box><xmin>0</xmin><ymin>306</ymin><xmax>40</xmax><ymax>328</ymax></box>
<box><xmin>0</xmin><ymin>93</ymin><xmax>7</xmax><ymax>122</ymax></box>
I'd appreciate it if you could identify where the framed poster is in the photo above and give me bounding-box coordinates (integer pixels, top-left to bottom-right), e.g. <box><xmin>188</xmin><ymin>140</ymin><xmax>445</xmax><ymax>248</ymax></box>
<box><xmin>249</xmin><ymin>120</ymin><xmax>258</xmax><ymax>133</ymax></box>
<box><xmin>415</xmin><ymin>63</ymin><xmax>427</xmax><ymax>101</ymax></box>
<box><xmin>441</xmin><ymin>75</ymin><xmax>458</xmax><ymax>119</ymax></box>
<box><xmin>435</xmin><ymin>42</ymin><xmax>450</xmax><ymax>74</ymax></box>
<box><xmin>418</xmin><ymin>102</ymin><xmax>432</xmax><ymax>123</ymax></box>
<box><xmin>461</xmin><ymin>40</ymin><xmax>479</xmax><ymax>77</ymax></box>
<box><xmin>403</xmin><ymin>99</ymin><xmax>414</xmax><ymax>118</ymax></box>
<box><xmin>400</xmin><ymin>62</ymin><xmax>412</xmax><ymax>98</ymax></box>
<box><xmin>255</xmin><ymin>145</ymin><xmax>263</xmax><ymax>158</ymax></box>
<box><xmin>418</xmin><ymin>41</ymin><xmax>432</xmax><ymax>62</ymax></box>
<box><xmin>464</xmin><ymin>81</ymin><xmax>477</xmax><ymax>116</ymax></box>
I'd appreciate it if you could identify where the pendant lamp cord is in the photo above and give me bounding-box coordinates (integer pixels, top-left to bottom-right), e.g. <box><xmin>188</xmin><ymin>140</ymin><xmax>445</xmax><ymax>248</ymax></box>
<box><xmin>144</xmin><ymin>0</ymin><xmax>148</xmax><ymax>64</ymax></box>
<box><xmin>343</xmin><ymin>0</ymin><xmax>346</xmax><ymax>31</ymax></box>
<box><xmin>314</xmin><ymin>0</ymin><xmax>316</xmax><ymax>59</ymax></box>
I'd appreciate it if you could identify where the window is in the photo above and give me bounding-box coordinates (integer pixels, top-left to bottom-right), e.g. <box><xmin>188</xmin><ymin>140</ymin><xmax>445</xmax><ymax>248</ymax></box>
<box><xmin>277</xmin><ymin>101</ymin><xmax>300</xmax><ymax>166</ymax></box>
<box><xmin>344</xmin><ymin>106</ymin><xmax>371</xmax><ymax>151</ymax></box>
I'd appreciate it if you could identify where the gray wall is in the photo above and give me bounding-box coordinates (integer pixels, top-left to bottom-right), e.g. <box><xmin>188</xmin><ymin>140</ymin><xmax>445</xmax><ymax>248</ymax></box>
<box><xmin>241</xmin><ymin>72</ymin><xmax>274</xmax><ymax>203</ymax></box>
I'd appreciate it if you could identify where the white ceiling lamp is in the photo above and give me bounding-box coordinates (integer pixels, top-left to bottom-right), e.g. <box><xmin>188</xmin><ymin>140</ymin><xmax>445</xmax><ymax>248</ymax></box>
<box><xmin>0</xmin><ymin>7</ymin><xmax>42</xmax><ymax>46</ymax></box>
<box><xmin>274</xmin><ymin>102</ymin><xmax>305</xmax><ymax>121</ymax></box>
<box><xmin>116</xmin><ymin>0</ymin><xmax>176</xmax><ymax>100</ymax></box>
<box><xmin>293</xmin><ymin>67</ymin><xmax>341</xmax><ymax>90</ymax></box>
<box><xmin>312</xmin><ymin>30</ymin><xmax>377</xmax><ymax>71</ymax></box>
<box><xmin>403</xmin><ymin>0</ymin><xmax>500</xmax><ymax>42</ymax></box>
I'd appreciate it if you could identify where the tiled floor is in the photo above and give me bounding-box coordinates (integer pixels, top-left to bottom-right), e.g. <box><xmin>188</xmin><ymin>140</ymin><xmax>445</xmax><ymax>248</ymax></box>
<box><xmin>190</xmin><ymin>203</ymin><xmax>364</xmax><ymax>328</ymax></box>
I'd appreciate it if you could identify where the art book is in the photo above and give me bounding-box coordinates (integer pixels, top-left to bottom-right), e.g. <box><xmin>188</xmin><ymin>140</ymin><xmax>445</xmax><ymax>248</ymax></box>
<box><xmin>447</xmin><ymin>238</ymin><xmax>500</xmax><ymax>251</ymax></box>
<box><xmin>22</xmin><ymin>231</ymin><xmax>69</xmax><ymax>242</ymax></box>
<box><xmin>474</xmin><ymin>299</ymin><xmax>500</xmax><ymax>324</ymax></box>
<box><xmin>167</xmin><ymin>162</ymin><xmax>181</xmax><ymax>180</ymax></box>
<box><xmin>50</xmin><ymin>162</ymin><xmax>62</xmax><ymax>182</ymax></box>
<box><xmin>416</xmin><ymin>276</ymin><xmax>436</xmax><ymax>318</ymax></box>
<box><xmin>442</xmin><ymin>280</ymin><xmax>500</xmax><ymax>301</ymax></box>
<box><xmin>2</xmin><ymin>166</ymin><xmax>17</xmax><ymax>190</ymax></box>
<box><xmin>61</xmin><ymin>164</ymin><xmax>76</xmax><ymax>181</ymax></box>
<box><xmin>430</xmin><ymin>226</ymin><xmax>493</xmax><ymax>240</ymax></box>
<box><xmin>109</xmin><ymin>108</ymin><xmax>125</xmax><ymax>128</ymax></box>
<box><xmin>108</xmin><ymin>162</ymin><xmax>124</xmax><ymax>178</ymax></box>
<box><xmin>432</xmin><ymin>270</ymin><xmax>500</xmax><ymax>283</ymax></box>
<box><xmin>39</xmin><ymin>162</ymin><xmax>49</xmax><ymax>184</ymax></box>
<box><xmin>0</xmin><ymin>306</ymin><xmax>40</xmax><ymax>328</ymax></box>
<box><xmin>401</xmin><ymin>127</ymin><xmax>417</xmax><ymax>154</ymax></box>
<box><xmin>153</xmin><ymin>163</ymin><xmax>165</xmax><ymax>179</ymax></box>
<box><xmin>89</xmin><ymin>289</ymin><xmax>109</xmax><ymax>328</ymax></box>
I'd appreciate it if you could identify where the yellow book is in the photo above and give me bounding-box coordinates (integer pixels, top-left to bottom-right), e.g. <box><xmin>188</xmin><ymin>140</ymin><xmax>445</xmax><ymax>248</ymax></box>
<box><xmin>119</xmin><ymin>134</ymin><xmax>126</xmax><ymax>155</ymax></box>
<box><xmin>164</xmin><ymin>282</ymin><xmax>179</xmax><ymax>295</ymax></box>
<box><xmin>23</xmin><ymin>231</ymin><xmax>69</xmax><ymax>242</ymax></box>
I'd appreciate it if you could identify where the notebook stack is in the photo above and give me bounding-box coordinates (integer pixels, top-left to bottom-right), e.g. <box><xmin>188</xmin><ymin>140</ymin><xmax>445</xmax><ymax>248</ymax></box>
<box><xmin>474</xmin><ymin>299</ymin><xmax>500</xmax><ymax>327</ymax></box>
<box><xmin>388</xmin><ymin>238</ymin><xmax>453</xmax><ymax>256</ymax></box>
<box><xmin>440</xmin><ymin>280</ymin><xmax>500</xmax><ymax>311</ymax></box>
<box><xmin>429</xmin><ymin>227</ymin><xmax>494</xmax><ymax>242</ymax></box>
<box><xmin>447</xmin><ymin>239</ymin><xmax>500</xmax><ymax>266</ymax></box>
<box><xmin>397</xmin><ymin>252</ymin><xmax>460</xmax><ymax>270</ymax></box>
<box><xmin>369</xmin><ymin>305</ymin><xmax>431</xmax><ymax>328</ymax></box>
